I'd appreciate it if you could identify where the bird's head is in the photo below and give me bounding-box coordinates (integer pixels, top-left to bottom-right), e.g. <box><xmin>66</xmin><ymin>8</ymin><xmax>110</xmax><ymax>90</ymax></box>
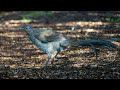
<box><xmin>19</xmin><ymin>25</ymin><xmax>33</xmax><ymax>34</ymax></box>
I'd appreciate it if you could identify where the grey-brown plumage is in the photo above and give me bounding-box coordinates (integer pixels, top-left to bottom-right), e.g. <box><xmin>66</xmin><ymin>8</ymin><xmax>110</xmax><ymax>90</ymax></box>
<box><xmin>20</xmin><ymin>25</ymin><xmax>70</xmax><ymax>69</ymax></box>
<box><xmin>20</xmin><ymin>25</ymin><xmax>118</xmax><ymax>69</ymax></box>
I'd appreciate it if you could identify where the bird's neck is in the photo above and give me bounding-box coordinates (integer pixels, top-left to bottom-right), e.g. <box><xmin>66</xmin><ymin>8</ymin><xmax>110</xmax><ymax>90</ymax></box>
<box><xmin>27</xmin><ymin>29</ymin><xmax>34</xmax><ymax>35</ymax></box>
<box><xmin>28</xmin><ymin>34</ymin><xmax>44</xmax><ymax>50</ymax></box>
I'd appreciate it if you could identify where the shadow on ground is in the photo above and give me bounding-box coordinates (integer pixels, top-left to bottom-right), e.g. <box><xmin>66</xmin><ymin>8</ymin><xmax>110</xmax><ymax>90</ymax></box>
<box><xmin>0</xmin><ymin>11</ymin><xmax>120</xmax><ymax>79</ymax></box>
<box><xmin>0</xmin><ymin>59</ymin><xmax>120</xmax><ymax>79</ymax></box>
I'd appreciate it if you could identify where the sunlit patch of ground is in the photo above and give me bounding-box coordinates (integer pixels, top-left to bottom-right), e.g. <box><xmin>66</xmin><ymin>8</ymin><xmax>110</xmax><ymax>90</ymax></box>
<box><xmin>0</xmin><ymin>11</ymin><xmax>120</xmax><ymax>79</ymax></box>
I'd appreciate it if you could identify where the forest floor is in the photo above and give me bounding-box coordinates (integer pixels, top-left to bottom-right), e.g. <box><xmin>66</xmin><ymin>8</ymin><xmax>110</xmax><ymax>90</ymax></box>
<box><xmin>0</xmin><ymin>11</ymin><xmax>120</xmax><ymax>79</ymax></box>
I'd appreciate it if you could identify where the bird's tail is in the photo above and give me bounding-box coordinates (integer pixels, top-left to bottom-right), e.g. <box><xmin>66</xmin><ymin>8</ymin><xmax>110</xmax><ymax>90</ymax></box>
<box><xmin>69</xmin><ymin>39</ymin><xmax>80</xmax><ymax>47</ymax></box>
<box><xmin>70</xmin><ymin>39</ymin><xmax>118</xmax><ymax>49</ymax></box>
<box><xmin>81</xmin><ymin>40</ymin><xmax>117</xmax><ymax>48</ymax></box>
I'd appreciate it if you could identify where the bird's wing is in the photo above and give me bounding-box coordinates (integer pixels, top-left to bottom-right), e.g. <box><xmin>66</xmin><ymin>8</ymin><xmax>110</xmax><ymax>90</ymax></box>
<box><xmin>34</xmin><ymin>30</ymin><xmax>64</xmax><ymax>43</ymax></box>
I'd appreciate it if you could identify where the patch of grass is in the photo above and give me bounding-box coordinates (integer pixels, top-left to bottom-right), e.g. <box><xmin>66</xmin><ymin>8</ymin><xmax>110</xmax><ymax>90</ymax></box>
<box><xmin>0</xmin><ymin>12</ymin><xmax>5</xmax><ymax>18</ymax></box>
<box><xmin>103</xmin><ymin>17</ymin><xmax>120</xmax><ymax>23</ymax></box>
<box><xmin>22</xmin><ymin>17</ymin><xmax>32</xmax><ymax>23</ymax></box>
<box><xmin>20</xmin><ymin>11</ymin><xmax>54</xmax><ymax>19</ymax></box>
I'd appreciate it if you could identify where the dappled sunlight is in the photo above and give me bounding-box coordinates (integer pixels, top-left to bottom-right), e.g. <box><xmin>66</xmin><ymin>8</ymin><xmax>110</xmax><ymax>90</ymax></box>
<box><xmin>0</xmin><ymin>11</ymin><xmax>120</xmax><ymax>79</ymax></box>
<box><xmin>1</xmin><ymin>31</ymin><xmax>25</xmax><ymax>38</ymax></box>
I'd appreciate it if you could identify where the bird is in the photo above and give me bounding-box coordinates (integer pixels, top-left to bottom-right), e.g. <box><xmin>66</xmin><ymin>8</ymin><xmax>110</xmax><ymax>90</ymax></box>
<box><xmin>19</xmin><ymin>25</ymin><xmax>73</xmax><ymax>69</ymax></box>
<box><xmin>19</xmin><ymin>25</ymin><xmax>118</xmax><ymax>69</ymax></box>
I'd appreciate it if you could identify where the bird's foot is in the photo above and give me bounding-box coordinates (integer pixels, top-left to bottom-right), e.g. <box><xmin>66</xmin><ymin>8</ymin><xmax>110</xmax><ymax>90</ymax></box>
<box><xmin>54</xmin><ymin>57</ymin><xmax>58</xmax><ymax>61</ymax></box>
<box><xmin>43</xmin><ymin>60</ymin><xmax>53</xmax><ymax>68</ymax></box>
<box><xmin>48</xmin><ymin>61</ymin><xmax>53</xmax><ymax>66</ymax></box>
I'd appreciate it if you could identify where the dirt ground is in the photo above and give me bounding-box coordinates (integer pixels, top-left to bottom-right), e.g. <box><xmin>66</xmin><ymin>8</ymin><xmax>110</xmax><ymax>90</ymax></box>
<box><xmin>0</xmin><ymin>11</ymin><xmax>120</xmax><ymax>79</ymax></box>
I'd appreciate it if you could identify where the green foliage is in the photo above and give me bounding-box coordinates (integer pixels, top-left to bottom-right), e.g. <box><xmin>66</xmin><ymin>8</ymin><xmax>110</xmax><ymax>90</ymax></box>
<box><xmin>20</xmin><ymin>11</ymin><xmax>54</xmax><ymax>19</ymax></box>
<box><xmin>104</xmin><ymin>17</ymin><xmax>120</xmax><ymax>23</ymax></box>
<box><xmin>0</xmin><ymin>11</ymin><xmax>5</xmax><ymax>18</ymax></box>
<box><xmin>22</xmin><ymin>17</ymin><xmax>32</xmax><ymax>23</ymax></box>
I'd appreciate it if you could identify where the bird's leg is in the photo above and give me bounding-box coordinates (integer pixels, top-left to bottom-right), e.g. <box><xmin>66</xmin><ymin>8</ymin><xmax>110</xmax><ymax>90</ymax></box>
<box><xmin>43</xmin><ymin>53</ymin><xmax>57</xmax><ymax>72</ymax></box>
<box><xmin>49</xmin><ymin>53</ymin><xmax>57</xmax><ymax>64</ymax></box>
<box><xmin>55</xmin><ymin>52</ymin><xmax>68</xmax><ymax>60</ymax></box>
<box><xmin>42</xmin><ymin>54</ymin><xmax>51</xmax><ymax>72</ymax></box>
<box><xmin>54</xmin><ymin>51</ymin><xmax>60</xmax><ymax>60</ymax></box>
